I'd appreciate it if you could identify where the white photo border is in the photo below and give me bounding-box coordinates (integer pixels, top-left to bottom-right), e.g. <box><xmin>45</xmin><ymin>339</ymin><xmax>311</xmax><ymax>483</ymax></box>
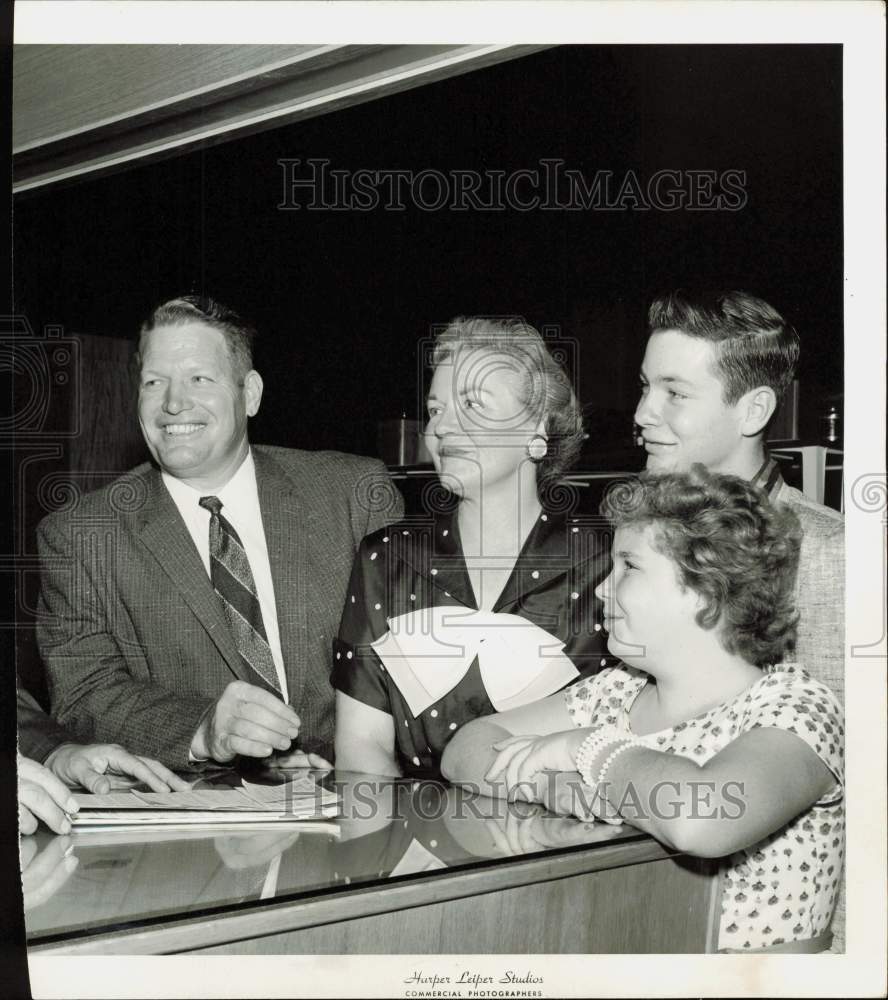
<box><xmin>15</xmin><ymin>2</ymin><xmax>886</xmax><ymax>998</ymax></box>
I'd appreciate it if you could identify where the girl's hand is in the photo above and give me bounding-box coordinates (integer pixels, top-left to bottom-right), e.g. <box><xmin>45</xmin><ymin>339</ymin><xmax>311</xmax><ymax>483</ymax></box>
<box><xmin>484</xmin><ymin>805</ymin><xmax>546</xmax><ymax>857</ymax></box>
<box><xmin>485</xmin><ymin>730</ymin><xmax>585</xmax><ymax>802</ymax></box>
<box><xmin>483</xmin><ymin>809</ymin><xmax>621</xmax><ymax>857</ymax></box>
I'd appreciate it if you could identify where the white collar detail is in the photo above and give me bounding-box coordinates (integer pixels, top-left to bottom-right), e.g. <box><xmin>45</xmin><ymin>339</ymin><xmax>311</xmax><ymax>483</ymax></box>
<box><xmin>371</xmin><ymin>606</ymin><xmax>579</xmax><ymax>716</ymax></box>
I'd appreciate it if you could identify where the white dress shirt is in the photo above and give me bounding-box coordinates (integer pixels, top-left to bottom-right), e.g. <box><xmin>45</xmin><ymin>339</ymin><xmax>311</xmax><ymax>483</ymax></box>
<box><xmin>162</xmin><ymin>450</ymin><xmax>288</xmax><ymax>702</ymax></box>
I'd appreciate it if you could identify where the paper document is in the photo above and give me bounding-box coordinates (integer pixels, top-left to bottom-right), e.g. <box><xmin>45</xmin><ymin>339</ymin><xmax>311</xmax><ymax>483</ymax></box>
<box><xmin>70</xmin><ymin>809</ymin><xmax>340</xmax><ymax>828</ymax></box>
<box><xmin>71</xmin><ymin>775</ymin><xmax>341</xmax><ymax>829</ymax></box>
<box><xmin>70</xmin><ymin>824</ymin><xmax>340</xmax><ymax>846</ymax></box>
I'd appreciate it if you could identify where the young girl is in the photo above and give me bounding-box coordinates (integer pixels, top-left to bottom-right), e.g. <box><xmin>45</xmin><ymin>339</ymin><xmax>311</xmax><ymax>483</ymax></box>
<box><xmin>442</xmin><ymin>466</ymin><xmax>844</xmax><ymax>952</ymax></box>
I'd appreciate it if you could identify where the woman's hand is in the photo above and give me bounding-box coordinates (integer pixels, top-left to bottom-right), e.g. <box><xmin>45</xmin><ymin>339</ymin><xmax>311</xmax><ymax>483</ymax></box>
<box><xmin>485</xmin><ymin>731</ymin><xmax>586</xmax><ymax>802</ymax></box>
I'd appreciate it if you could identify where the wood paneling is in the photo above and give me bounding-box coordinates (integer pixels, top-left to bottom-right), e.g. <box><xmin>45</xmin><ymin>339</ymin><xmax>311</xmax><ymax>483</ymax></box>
<box><xmin>27</xmin><ymin>836</ymin><xmax>719</xmax><ymax>955</ymax></box>
<box><xmin>14</xmin><ymin>331</ymin><xmax>147</xmax><ymax>702</ymax></box>
<box><xmin>191</xmin><ymin>857</ymin><xmax>719</xmax><ymax>955</ymax></box>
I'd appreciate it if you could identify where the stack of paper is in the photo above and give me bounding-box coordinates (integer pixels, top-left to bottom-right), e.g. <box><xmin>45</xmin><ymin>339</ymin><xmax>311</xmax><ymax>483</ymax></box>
<box><xmin>70</xmin><ymin>775</ymin><xmax>341</xmax><ymax>830</ymax></box>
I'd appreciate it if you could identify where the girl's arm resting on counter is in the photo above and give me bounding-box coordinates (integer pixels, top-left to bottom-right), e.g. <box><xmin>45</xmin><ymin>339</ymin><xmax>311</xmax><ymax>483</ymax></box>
<box><xmin>602</xmin><ymin>726</ymin><xmax>837</xmax><ymax>858</ymax></box>
<box><xmin>441</xmin><ymin>718</ymin><xmax>513</xmax><ymax>792</ymax></box>
<box><xmin>334</xmin><ymin>692</ymin><xmax>402</xmax><ymax>778</ymax></box>
<box><xmin>440</xmin><ymin>692</ymin><xmax>574</xmax><ymax>793</ymax></box>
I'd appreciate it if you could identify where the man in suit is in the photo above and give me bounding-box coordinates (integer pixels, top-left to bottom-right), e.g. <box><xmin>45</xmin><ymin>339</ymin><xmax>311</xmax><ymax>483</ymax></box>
<box><xmin>634</xmin><ymin>289</ymin><xmax>844</xmax><ymax>695</ymax></box>
<box><xmin>17</xmin><ymin>683</ymin><xmax>187</xmax><ymax>834</ymax></box>
<box><xmin>36</xmin><ymin>296</ymin><xmax>402</xmax><ymax>770</ymax></box>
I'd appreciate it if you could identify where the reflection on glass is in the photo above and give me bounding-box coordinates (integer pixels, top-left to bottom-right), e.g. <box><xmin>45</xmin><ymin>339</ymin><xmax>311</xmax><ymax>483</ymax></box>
<box><xmin>24</xmin><ymin>770</ymin><xmax>640</xmax><ymax>944</ymax></box>
<box><xmin>20</xmin><ymin>835</ymin><xmax>79</xmax><ymax>912</ymax></box>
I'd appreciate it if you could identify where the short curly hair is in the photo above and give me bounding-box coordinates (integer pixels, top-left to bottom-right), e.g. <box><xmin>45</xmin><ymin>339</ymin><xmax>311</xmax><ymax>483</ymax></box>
<box><xmin>601</xmin><ymin>465</ymin><xmax>802</xmax><ymax>667</ymax></box>
<box><xmin>431</xmin><ymin>316</ymin><xmax>585</xmax><ymax>493</ymax></box>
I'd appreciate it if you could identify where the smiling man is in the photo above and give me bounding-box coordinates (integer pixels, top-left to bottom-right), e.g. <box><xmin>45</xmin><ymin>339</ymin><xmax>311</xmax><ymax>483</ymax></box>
<box><xmin>634</xmin><ymin>289</ymin><xmax>844</xmax><ymax>698</ymax></box>
<box><xmin>35</xmin><ymin>296</ymin><xmax>402</xmax><ymax>769</ymax></box>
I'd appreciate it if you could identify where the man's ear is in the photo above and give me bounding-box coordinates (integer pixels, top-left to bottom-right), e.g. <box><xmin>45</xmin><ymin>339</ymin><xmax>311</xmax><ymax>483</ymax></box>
<box><xmin>244</xmin><ymin>370</ymin><xmax>264</xmax><ymax>417</ymax></box>
<box><xmin>739</xmin><ymin>386</ymin><xmax>777</xmax><ymax>437</ymax></box>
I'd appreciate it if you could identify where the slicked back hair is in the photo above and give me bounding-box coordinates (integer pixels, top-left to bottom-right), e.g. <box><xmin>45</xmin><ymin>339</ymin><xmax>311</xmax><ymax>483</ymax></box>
<box><xmin>137</xmin><ymin>295</ymin><xmax>257</xmax><ymax>383</ymax></box>
<box><xmin>647</xmin><ymin>290</ymin><xmax>799</xmax><ymax>405</ymax></box>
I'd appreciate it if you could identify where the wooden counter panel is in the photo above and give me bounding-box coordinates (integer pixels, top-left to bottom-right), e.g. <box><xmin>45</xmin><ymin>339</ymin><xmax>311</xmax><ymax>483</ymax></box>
<box><xmin>191</xmin><ymin>855</ymin><xmax>718</xmax><ymax>955</ymax></box>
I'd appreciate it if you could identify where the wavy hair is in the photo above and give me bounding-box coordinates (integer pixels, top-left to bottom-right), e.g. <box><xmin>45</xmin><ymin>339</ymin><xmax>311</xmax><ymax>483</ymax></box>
<box><xmin>601</xmin><ymin>465</ymin><xmax>802</xmax><ymax>666</ymax></box>
<box><xmin>431</xmin><ymin>316</ymin><xmax>585</xmax><ymax>493</ymax></box>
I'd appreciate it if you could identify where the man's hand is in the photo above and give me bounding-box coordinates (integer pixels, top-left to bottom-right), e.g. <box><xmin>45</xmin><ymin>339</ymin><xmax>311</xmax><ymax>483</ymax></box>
<box><xmin>191</xmin><ymin>681</ymin><xmax>302</xmax><ymax>763</ymax></box>
<box><xmin>214</xmin><ymin>830</ymin><xmax>301</xmax><ymax>871</ymax></box>
<box><xmin>269</xmin><ymin>748</ymin><xmax>332</xmax><ymax>772</ymax></box>
<box><xmin>18</xmin><ymin>755</ymin><xmax>80</xmax><ymax>835</ymax></box>
<box><xmin>44</xmin><ymin>743</ymin><xmax>190</xmax><ymax>794</ymax></box>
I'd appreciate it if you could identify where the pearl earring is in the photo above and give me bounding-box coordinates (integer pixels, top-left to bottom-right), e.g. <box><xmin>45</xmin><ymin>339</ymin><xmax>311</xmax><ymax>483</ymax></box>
<box><xmin>526</xmin><ymin>434</ymin><xmax>548</xmax><ymax>461</ymax></box>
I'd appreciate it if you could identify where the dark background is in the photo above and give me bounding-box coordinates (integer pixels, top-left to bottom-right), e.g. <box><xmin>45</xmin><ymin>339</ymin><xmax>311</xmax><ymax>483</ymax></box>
<box><xmin>12</xmin><ymin>44</ymin><xmax>843</xmax><ymax>464</ymax></box>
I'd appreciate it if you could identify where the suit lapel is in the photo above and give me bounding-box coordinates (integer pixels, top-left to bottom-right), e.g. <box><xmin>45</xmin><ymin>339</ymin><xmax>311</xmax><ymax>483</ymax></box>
<box><xmin>253</xmin><ymin>449</ymin><xmax>308</xmax><ymax>710</ymax></box>
<box><xmin>134</xmin><ymin>466</ymin><xmax>249</xmax><ymax>682</ymax></box>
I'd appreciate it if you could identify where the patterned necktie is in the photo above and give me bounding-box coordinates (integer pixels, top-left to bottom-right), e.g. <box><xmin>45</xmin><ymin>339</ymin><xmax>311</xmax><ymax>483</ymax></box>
<box><xmin>198</xmin><ymin>495</ymin><xmax>281</xmax><ymax>694</ymax></box>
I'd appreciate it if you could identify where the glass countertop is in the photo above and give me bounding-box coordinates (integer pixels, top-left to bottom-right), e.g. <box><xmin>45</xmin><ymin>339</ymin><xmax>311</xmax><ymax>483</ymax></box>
<box><xmin>23</xmin><ymin>768</ymin><xmax>642</xmax><ymax>946</ymax></box>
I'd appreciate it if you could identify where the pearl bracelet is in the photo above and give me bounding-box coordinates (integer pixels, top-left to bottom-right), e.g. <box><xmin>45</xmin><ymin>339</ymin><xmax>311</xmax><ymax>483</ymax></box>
<box><xmin>574</xmin><ymin>730</ymin><xmax>617</xmax><ymax>786</ymax></box>
<box><xmin>593</xmin><ymin>739</ymin><xmax>644</xmax><ymax>825</ymax></box>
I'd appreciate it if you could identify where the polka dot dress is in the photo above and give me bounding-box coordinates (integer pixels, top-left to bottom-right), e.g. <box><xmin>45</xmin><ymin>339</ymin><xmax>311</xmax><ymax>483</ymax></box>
<box><xmin>565</xmin><ymin>663</ymin><xmax>844</xmax><ymax>950</ymax></box>
<box><xmin>332</xmin><ymin>510</ymin><xmax>616</xmax><ymax>778</ymax></box>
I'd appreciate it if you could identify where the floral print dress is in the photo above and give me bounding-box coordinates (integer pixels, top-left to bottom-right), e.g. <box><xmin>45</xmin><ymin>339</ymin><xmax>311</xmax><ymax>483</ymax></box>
<box><xmin>564</xmin><ymin>663</ymin><xmax>844</xmax><ymax>950</ymax></box>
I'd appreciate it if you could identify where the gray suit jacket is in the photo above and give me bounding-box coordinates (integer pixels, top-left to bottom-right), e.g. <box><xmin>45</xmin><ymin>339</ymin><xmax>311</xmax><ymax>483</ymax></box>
<box><xmin>17</xmin><ymin>683</ymin><xmax>72</xmax><ymax>764</ymax></box>
<box><xmin>36</xmin><ymin>446</ymin><xmax>402</xmax><ymax>768</ymax></box>
<box><xmin>773</xmin><ymin>476</ymin><xmax>845</xmax><ymax>953</ymax></box>
<box><xmin>773</xmin><ymin>478</ymin><xmax>845</xmax><ymax>700</ymax></box>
